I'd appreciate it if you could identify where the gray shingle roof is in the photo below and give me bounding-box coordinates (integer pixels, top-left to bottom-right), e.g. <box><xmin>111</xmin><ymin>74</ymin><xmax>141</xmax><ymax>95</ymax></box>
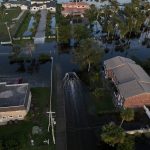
<box><xmin>0</xmin><ymin>83</ymin><xmax>29</xmax><ymax>112</ymax></box>
<box><xmin>104</xmin><ymin>56</ymin><xmax>150</xmax><ymax>99</ymax></box>
<box><xmin>104</xmin><ymin>56</ymin><xmax>135</xmax><ymax>70</ymax></box>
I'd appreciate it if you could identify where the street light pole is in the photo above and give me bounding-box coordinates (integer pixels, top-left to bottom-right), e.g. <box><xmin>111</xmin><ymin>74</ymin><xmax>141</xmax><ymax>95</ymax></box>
<box><xmin>48</xmin><ymin>56</ymin><xmax>55</xmax><ymax>144</ymax></box>
<box><xmin>5</xmin><ymin>22</ymin><xmax>12</xmax><ymax>44</ymax></box>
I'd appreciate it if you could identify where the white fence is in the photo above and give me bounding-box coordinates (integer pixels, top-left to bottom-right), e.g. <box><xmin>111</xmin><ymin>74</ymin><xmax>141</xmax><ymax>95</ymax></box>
<box><xmin>0</xmin><ymin>41</ymin><xmax>12</xmax><ymax>45</ymax></box>
<box><xmin>126</xmin><ymin>128</ymin><xmax>150</xmax><ymax>135</ymax></box>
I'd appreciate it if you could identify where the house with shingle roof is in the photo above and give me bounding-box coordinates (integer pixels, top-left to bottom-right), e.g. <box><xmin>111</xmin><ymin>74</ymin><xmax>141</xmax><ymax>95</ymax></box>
<box><xmin>0</xmin><ymin>82</ymin><xmax>31</xmax><ymax>125</ymax></box>
<box><xmin>61</xmin><ymin>2</ymin><xmax>90</xmax><ymax>17</ymax></box>
<box><xmin>30</xmin><ymin>1</ymin><xmax>56</xmax><ymax>12</ymax></box>
<box><xmin>104</xmin><ymin>56</ymin><xmax>150</xmax><ymax>108</ymax></box>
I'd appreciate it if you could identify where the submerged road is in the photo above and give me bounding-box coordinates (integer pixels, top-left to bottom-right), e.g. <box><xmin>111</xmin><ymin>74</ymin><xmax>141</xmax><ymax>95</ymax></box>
<box><xmin>34</xmin><ymin>10</ymin><xmax>47</xmax><ymax>44</ymax></box>
<box><xmin>63</xmin><ymin>74</ymin><xmax>98</xmax><ymax>150</ymax></box>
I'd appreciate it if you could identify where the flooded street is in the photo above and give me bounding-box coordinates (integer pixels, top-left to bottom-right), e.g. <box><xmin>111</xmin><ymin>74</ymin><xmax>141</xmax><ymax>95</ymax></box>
<box><xmin>0</xmin><ymin>38</ymin><xmax>150</xmax><ymax>150</ymax></box>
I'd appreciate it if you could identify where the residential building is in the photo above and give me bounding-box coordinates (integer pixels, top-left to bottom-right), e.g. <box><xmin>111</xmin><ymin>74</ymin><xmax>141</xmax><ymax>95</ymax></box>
<box><xmin>30</xmin><ymin>1</ymin><xmax>56</xmax><ymax>12</ymax></box>
<box><xmin>58</xmin><ymin>0</ymin><xmax>131</xmax><ymax>7</ymax></box>
<box><xmin>3</xmin><ymin>1</ymin><xmax>30</xmax><ymax>10</ymax></box>
<box><xmin>104</xmin><ymin>56</ymin><xmax>150</xmax><ymax>108</ymax></box>
<box><xmin>31</xmin><ymin>0</ymin><xmax>51</xmax><ymax>5</ymax></box>
<box><xmin>0</xmin><ymin>82</ymin><xmax>31</xmax><ymax>125</ymax></box>
<box><xmin>61</xmin><ymin>2</ymin><xmax>90</xmax><ymax>17</ymax></box>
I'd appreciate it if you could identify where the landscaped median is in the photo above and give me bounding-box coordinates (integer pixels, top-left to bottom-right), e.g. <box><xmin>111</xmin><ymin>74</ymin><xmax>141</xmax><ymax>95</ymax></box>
<box><xmin>0</xmin><ymin>88</ymin><xmax>55</xmax><ymax>150</ymax></box>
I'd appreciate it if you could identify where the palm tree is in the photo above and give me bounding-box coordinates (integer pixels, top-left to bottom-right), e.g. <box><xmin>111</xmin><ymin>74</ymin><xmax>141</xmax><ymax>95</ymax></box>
<box><xmin>120</xmin><ymin>108</ymin><xmax>134</xmax><ymax>127</ymax></box>
<box><xmin>58</xmin><ymin>24</ymin><xmax>71</xmax><ymax>44</ymax></box>
<box><xmin>73</xmin><ymin>24</ymin><xmax>90</xmax><ymax>42</ymax></box>
<box><xmin>117</xmin><ymin>136</ymin><xmax>135</xmax><ymax>150</ymax></box>
<box><xmin>101</xmin><ymin>122</ymin><xmax>126</xmax><ymax>147</ymax></box>
<box><xmin>84</xmin><ymin>4</ymin><xmax>98</xmax><ymax>24</ymax></box>
<box><xmin>74</xmin><ymin>38</ymin><xmax>103</xmax><ymax>72</ymax></box>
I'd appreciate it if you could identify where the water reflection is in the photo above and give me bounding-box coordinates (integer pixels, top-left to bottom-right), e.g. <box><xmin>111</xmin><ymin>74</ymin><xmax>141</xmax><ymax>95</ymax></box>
<box><xmin>23</xmin><ymin>16</ymin><xmax>35</xmax><ymax>37</ymax></box>
<box><xmin>50</xmin><ymin>15</ymin><xmax>56</xmax><ymax>35</ymax></box>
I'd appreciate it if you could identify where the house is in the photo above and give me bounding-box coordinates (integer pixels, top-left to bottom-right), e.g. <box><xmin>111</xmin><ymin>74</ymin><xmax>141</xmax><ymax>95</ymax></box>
<box><xmin>57</xmin><ymin>0</ymin><xmax>131</xmax><ymax>8</ymax></box>
<box><xmin>31</xmin><ymin>0</ymin><xmax>51</xmax><ymax>5</ymax></box>
<box><xmin>104</xmin><ymin>56</ymin><xmax>150</xmax><ymax>108</ymax></box>
<box><xmin>46</xmin><ymin>1</ymin><xmax>56</xmax><ymax>12</ymax></box>
<box><xmin>30</xmin><ymin>3</ymin><xmax>46</xmax><ymax>12</ymax></box>
<box><xmin>3</xmin><ymin>1</ymin><xmax>30</xmax><ymax>10</ymax></box>
<box><xmin>0</xmin><ymin>82</ymin><xmax>31</xmax><ymax>125</ymax></box>
<box><xmin>30</xmin><ymin>1</ymin><xmax>56</xmax><ymax>12</ymax></box>
<box><xmin>61</xmin><ymin>2</ymin><xmax>90</xmax><ymax>17</ymax></box>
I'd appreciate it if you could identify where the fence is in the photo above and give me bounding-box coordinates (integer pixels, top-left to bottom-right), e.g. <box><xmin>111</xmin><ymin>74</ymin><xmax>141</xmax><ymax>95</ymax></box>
<box><xmin>126</xmin><ymin>128</ymin><xmax>150</xmax><ymax>135</ymax></box>
<box><xmin>0</xmin><ymin>41</ymin><xmax>12</xmax><ymax>45</ymax></box>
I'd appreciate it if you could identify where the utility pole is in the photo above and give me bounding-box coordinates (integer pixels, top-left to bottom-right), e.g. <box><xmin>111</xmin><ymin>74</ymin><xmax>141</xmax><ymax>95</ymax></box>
<box><xmin>47</xmin><ymin>56</ymin><xmax>56</xmax><ymax>144</ymax></box>
<box><xmin>5</xmin><ymin>22</ymin><xmax>12</xmax><ymax>44</ymax></box>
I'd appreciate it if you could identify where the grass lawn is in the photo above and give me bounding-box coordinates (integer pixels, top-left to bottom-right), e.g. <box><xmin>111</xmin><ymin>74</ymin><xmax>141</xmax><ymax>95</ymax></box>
<box><xmin>15</xmin><ymin>12</ymin><xmax>31</xmax><ymax>37</ymax></box>
<box><xmin>0</xmin><ymin>7</ymin><xmax>23</xmax><ymax>41</ymax></box>
<box><xmin>0</xmin><ymin>87</ymin><xmax>55</xmax><ymax>150</ymax></box>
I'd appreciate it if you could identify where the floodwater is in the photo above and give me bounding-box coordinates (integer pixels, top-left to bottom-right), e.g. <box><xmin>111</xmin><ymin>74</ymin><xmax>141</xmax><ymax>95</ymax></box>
<box><xmin>23</xmin><ymin>16</ymin><xmax>35</xmax><ymax>37</ymax></box>
<box><xmin>0</xmin><ymin>38</ymin><xmax>150</xmax><ymax>150</ymax></box>
<box><xmin>50</xmin><ymin>15</ymin><xmax>56</xmax><ymax>35</ymax></box>
<box><xmin>104</xmin><ymin>39</ymin><xmax>150</xmax><ymax>61</ymax></box>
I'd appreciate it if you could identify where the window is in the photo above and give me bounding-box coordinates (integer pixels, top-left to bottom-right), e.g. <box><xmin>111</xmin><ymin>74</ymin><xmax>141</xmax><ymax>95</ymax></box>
<box><xmin>18</xmin><ymin>115</ymin><xmax>23</xmax><ymax>118</ymax></box>
<box><xmin>9</xmin><ymin>116</ymin><xmax>13</xmax><ymax>118</ymax></box>
<box><xmin>2</xmin><ymin>116</ymin><xmax>6</xmax><ymax>119</ymax></box>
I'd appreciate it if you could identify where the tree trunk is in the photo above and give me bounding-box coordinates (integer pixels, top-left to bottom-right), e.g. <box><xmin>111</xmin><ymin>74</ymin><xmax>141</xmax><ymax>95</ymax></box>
<box><xmin>88</xmin><ymin>62</ymin><xmax>91</xmax><ymax>72</ymax></box>
<box><xmin>120</xmin><ymin>119</ymin><xmax>124</xmax><ymax>127</ymax></box>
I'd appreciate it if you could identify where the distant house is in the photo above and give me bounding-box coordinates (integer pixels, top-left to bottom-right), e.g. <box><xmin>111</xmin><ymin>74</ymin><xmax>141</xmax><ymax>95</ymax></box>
<box><xmin>0</xmin><ymin>82</ymin><xmax>31</xmax><ymax>125</ymax></box>
<box><xmin>104</xmin><ymin>56</ymin><xmax>150</xmax><ymax>108</ymax></box>
<box><xmin>46</xmin><ymin>1</ymin><xmax>56</xmax><ymax>12</ymax></box>
<box><xmin>3</xmin><ymin>1</ymin><xmax>30</xmax><ymax>10</ymax></box>
<box><xmin>31</xmin><ymin>0</ymin><xmax>51</xmax><ymax>5</ymax></box>
<box><xmin>61</xmin><ymin>2</ymin><xmax>90</xmax><ymax>17</ymax></box>
<box><xmin>30</xmin><ymin>1</ymin><xmax>56</xmax><ymax>12</ymax></box>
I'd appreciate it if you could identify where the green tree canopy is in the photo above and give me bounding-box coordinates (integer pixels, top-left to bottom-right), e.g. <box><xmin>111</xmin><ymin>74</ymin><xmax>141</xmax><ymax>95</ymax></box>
<box><xmin>74</xmin><ymin>38</ymin><xmax>103</xmax><ymax>72</ymax></box>
<box><xmin>101</xmin><ymin>122</ymin><xmax>126</xmax><ymax>147</ymax></box>
<box><xmin>120</xmin><ymin>108</ymin><xmax>134</xmax><ymax>127</ymax></box>
<box><xmin>73</xmin><ymin>24</ymin><xmax>90</xmax><ymax>42</ymax></box>
<box><xmin>58</xmin><ymin>25</ymin><xmax>71</xmax><ymax>44</ymax></box>
<box><xmin>117</xmin><ymin>136</ymin><xmax>135</xmax><ymax>150</ymax></box>
<box><xmin>84</xmin><ymin>4</ymin><xmax>98</xmax><ymax>23</ymax></box>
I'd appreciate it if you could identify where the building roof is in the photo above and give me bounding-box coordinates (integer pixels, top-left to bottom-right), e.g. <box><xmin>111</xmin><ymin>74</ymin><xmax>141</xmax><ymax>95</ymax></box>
<box><xmin>62</xmin><ymin>7</ymin><xmax>86</xmax><ymax>14</ymax></box>
<box><xmin>118</xmin><ymin>80</ymin><xmax>145</xmax><ymax>98</ymax></box>
<box><xmin>104</xmin><ymin>56</ymin><xmax>135</xmax><ymax>70</ymax></box>
<box><xmin>0</xmin><ymin>83</ymin><xmax>30</xmax><ymax>112</ymax></box>
<box><xmin>104</xmin><ymin>56</ymin><xmax>150</xmax><ymax>99</ymax></box>
<box><xmin>62</xmin><ymin>2</ymin><xmax>89</xmax><ymax>6</ymax></box>
<box><xmin>5</xmin><ymin>0</ymin><xmax>30</xmax><ymax>6</ymax></box>
<box><xmin>46</xmin><ymin>1</ymin><xmax>56</xmax><ymax>7</ymax></box>
<box><xmin>31</xmin><ymin>0</ymin><xmax>50</xmax><ymax>1</ymax></box>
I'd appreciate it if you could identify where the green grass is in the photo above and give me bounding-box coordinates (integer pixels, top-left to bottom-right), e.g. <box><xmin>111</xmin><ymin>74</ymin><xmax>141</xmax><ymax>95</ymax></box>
<box><xmin>0</xmin><ymin>7</ymin><xmax>21</xmax><ymax>41</ymax></box>
<box><xmin>0</xmin><ymin>7</ymin><xmax>21</xmax><ymax>23</ymax></box>
<box><xmin>15</xmin><ymin>12</ymin><xmax>31</xmax><ymax>37</ymax></box>
<box><xmin>0</xmin><ymin>88</ymin><xmax>55</xmax><ymax>150</ymax></box>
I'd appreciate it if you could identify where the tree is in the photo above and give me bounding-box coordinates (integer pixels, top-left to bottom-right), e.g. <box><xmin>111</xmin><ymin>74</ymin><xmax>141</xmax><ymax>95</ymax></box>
<box><xmin>84</xmin><ymin>4</ymin><xmax>98</xmax><ymax>23</ymax></box>
<box><xmin>117</xmin><ymin>136</ymin><xmax>135</xmax><ymax>150</ymax></box>
<box><xmin>58</xmin><ymin>24</ymin><xmax>71</xmax><ymax>44</ymax></box>
<box><xmin>74</xmin><ymin>38</ymin><xmax>103</xmax><ymax>72</ymax></box>
<box><xmin>0</xmin><ymin>5</ymin><xmax>6</xmax><ymax>21</ymax></box>
<box><xmin>73</xmin><ymin>24</ymin><xmax>90</xmax><ymax>42</ymax></box>
<box><xmin>101</xmin><ymin>122</ymin><xmax>126</xmax><ymax>147</ymax></box>
<box><xmin>120</xmin><ymin>108</ymin><xmax>134</xmax><ymax>127</ymax></box>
